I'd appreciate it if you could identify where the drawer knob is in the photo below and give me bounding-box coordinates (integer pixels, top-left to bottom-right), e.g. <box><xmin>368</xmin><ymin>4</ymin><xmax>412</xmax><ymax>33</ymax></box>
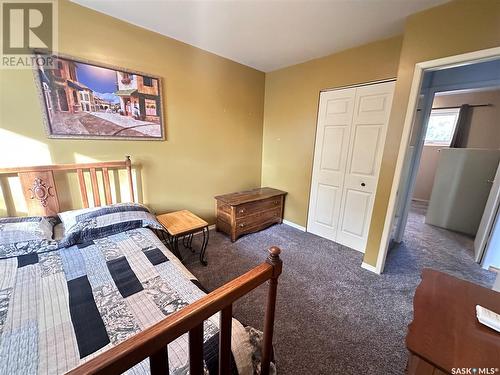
<box><xmin>274</xmin><ymin>201</ymin><xmax>279</xmax><ymax>205</ymax></box>
<box><xmin>239</xmin><ymin>223</ymin><xmax>245</xmax><ymax>228</ymax></box>
<box><xmin>361</xmin><ymin>182</ymin><xmax>366</xmax><ymax>187</ymax></box>
<box><xmin>239</xmin><ymin>208</ymin><xmax>245</xmax><ymax>214</ymax></box>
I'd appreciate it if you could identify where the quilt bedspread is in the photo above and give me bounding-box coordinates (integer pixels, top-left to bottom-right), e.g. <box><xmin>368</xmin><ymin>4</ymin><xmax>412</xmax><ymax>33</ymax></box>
<box><xmin>0</xmin><ymin>227</ymin><xmax>260</xmax><ymax>375</ymax></box>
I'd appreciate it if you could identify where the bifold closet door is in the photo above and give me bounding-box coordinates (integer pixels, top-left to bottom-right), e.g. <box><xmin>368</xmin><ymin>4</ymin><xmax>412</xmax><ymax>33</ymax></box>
<box><xmin>307</xmin><ymin>88</ymin><xmax>356</xmax><ymax>241</ymax></box>
<box><xmin>335</xmin><ymin>82</ymin><xmax>395</xmax><ymax>252</ymax></box>
<box><xmin>307</xmin><ymin>81</ymin><xmax>395</xmax><ymax>252</ymax></box>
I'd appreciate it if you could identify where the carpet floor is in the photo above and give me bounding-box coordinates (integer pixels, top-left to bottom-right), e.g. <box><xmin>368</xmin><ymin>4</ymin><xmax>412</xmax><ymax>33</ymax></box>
<box><xmin>182</xmin><ymin>202</ymin><xmax>495</xmax><ymax>374</ymax></box>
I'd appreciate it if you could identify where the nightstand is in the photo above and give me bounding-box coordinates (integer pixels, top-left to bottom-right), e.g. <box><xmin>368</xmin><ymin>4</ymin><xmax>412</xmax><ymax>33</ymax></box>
<box><xmin>156</xmin><ymin>210</ymin><xmax>209</xmax><ymax>265</ymax></box>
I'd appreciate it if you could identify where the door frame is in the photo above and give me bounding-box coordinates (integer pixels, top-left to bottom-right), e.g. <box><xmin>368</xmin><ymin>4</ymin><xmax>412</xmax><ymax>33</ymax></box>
<box><xmin>475</xmin><ymin>162</ymin><xmax>500</xmax><ymax>265</ymax></box>
<box><xmin>306</xmin><ymin>79</ymin><xmax>396</xmax><ymax>243</ymax></box>
<box><xmin>374</xmin><ymin>46</ymin><xmax>500</xmax><ymax>274</ymax></box>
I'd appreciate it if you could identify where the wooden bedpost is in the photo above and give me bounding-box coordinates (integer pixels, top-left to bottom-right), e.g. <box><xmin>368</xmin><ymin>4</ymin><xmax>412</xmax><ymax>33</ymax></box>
<box><xmin>261</xmin><ymin>246</ymin><xmax>282</xmax><ymax>375</ymax></box>
<box><xmin>125</xmin><ymin>156</ymin><xmax>135</xmax><ymax>203</ymax></box>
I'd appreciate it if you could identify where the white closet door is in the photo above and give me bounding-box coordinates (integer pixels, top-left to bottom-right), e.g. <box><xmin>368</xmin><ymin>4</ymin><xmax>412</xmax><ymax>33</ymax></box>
<box><xmin>336</xmin><ymin>81</ymin><xmax>395</xmax><ymax>252</ymax></box>
<box><xmin>307</xmin><ymin>88</ymin><xmax>356</xmax><ymax>241</ymax></box>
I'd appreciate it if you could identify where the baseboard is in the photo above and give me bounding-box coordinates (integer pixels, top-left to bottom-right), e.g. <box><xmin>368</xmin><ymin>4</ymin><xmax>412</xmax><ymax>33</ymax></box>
<box><xmin>192</xmin><ymin>224</ymin><xmax>216</xmax><ymax>236</ymax></box>
<box><xmin>283</xmin><ymin>220</ymin><xmax>306</xmax><ymax>232</ymax></box>
<box><xmin>361</xmin><ymin>261</ymin><xmax>381</xmax><ymax>275</ymax></box>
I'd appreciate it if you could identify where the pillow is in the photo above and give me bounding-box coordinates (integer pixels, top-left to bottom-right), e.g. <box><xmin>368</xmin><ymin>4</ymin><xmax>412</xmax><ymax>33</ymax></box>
<box><xmin>0</xmin><ymin>216</ymin><xmax>54</xmax><ymax>245</ymax></box>
<box><xmin>58</xmin><ymin>203</ymin><xmax>164</xmax><ymax>247</ymax></box>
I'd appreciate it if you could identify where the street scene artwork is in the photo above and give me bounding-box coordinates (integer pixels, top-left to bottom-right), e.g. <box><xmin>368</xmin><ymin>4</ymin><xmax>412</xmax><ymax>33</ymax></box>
<box><xmin>35</xmin><ymin>55</ymin><xmax>164</xmax><ymax>139</ymax></box>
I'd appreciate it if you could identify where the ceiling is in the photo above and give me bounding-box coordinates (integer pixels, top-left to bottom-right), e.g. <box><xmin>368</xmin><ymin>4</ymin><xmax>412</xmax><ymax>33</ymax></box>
<box><xmin>73</xmin><ymin>0</ymin><xmax>449</xmax><ymax>72</ymax></box>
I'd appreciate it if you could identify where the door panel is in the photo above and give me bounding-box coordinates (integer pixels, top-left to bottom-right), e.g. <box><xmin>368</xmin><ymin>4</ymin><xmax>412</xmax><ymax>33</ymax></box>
<box><xmin>475</xmin><ymin>162</ymin><xmax>500</xmax><ymax>263</ymax></box>
<box><xmin>349</xmin><ymin>124</ymin><xmax>382</xmax><ymax>176</ymax></box>
<box><xmin>315</xmin><ymin>184</ymin><xmax>338</xmax><ymax>226</ymax></box>
<box><xmin>320</xmin><ymin>126</ymin><xmax>345</xmax><ymax>171</ymax></box>
<box><xmin>337</xmin><ymin>82</ymin><xmax>395</xmax><ymax>252</ymax></box>
<box><xmin>341</xmin><ymin>189</ymin><xmax>371</xmax><ymax>237</ymax></box>
<box><xmin>307</xmin><ymin>89</ymin><xmax>356</xmax><ymax>241</ymax></box>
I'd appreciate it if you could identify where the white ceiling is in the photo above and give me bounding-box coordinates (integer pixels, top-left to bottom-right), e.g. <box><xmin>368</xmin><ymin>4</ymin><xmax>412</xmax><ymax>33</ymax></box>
<box><xmin>73</xmin><ymin>0</ymin><xmax>449</xmax><ymax>72</ymax></box>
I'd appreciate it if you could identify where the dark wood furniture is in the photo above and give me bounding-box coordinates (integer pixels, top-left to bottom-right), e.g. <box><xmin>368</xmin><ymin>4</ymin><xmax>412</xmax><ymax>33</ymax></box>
<box><xmin>215</xmin><ymin>187</ymin><xmax>287</xmax><ymax>242</ymax></box>
<box><xmin>1</xmin><ymin>159</ymin><xmax>284</xmax><ymax>375</ymax></box>
<box><xmin>157</xmin><ymin>210</ymin><xmax>210</xmax><ymax>265</ymax></box>
<box><xmin>406</xmin><ymin>269</ymin><xmax>500</xmax><ymax>374</ymax></box>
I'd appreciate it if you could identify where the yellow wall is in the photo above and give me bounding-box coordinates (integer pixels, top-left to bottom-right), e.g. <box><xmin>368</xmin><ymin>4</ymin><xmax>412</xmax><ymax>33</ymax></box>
<box><xmin>261</xmin><ymin>36</ymin><xmax>403</xmax><ymax>226</ymax></box>
<box><xmin>364</xmin><ymin>0</ymin><xmax>500</xmax><ymax>266</ymax></box>
<box><xmin>0</xmin><ymin>0</ymin><xmax>265</xmax><ymax>220</ymax></box>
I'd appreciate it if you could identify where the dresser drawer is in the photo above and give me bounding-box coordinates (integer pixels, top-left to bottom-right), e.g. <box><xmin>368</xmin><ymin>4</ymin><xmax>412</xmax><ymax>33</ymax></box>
<box><xmin>235</xmin><ymin>207</ymin><xmax>281</xmax><ymax>233</ymax></box>
<box><xmin>235</xmin><ymin>197</ymin><xmax>282</xmax><ymax>218</ymax></box>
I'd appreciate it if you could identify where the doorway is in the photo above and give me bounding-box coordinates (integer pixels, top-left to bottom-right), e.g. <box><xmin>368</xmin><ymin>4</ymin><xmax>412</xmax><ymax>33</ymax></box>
<box><xmin>381</xmin><ymin>55</ymin><xmax>500</xmax><ymax>282</ymax></box>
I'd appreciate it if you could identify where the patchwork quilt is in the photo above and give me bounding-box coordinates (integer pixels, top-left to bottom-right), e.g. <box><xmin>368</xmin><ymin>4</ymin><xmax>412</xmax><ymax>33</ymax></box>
<box><xmin>0</xmin><ymin>227</ymin><xmax>264</xmax><ymax>375</ymax></box>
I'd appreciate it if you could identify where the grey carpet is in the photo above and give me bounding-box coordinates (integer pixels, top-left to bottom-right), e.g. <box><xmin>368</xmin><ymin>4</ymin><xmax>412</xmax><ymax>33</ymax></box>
<box><xmin>181</xmin><ymin>202</ymin><xmax>495</xmax><ymax>374</ymax></box>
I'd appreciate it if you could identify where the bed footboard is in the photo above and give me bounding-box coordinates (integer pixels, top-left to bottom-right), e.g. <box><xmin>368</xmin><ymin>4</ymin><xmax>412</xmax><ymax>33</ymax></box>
<box><xmin>67</xmin><ymin>246</ymin><xmax>283</xmax><ymax>375</ymax></box>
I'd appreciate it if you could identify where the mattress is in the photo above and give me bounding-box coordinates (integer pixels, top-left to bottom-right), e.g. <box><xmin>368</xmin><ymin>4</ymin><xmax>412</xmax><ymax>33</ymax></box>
<box><xmin>0</xmin><ymin>226</ymin><xmax>263</xmax><ymax>374</ymax></box>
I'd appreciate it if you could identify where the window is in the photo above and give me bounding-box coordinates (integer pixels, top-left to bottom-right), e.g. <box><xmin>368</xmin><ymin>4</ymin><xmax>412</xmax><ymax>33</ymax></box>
<box><xmin>121</xmin><ymin>72</ymin><xmax>131</xmax><ymax>84</ymax></box>
<box><xmin>145</xmin><ymin>99</ymin><xmax>157</xmax><ymax>116</ymax></box>
<box><xmin>424</xmin><ymin>108</ymin><xmax>460</xmax><ymax>146</ymax></box>
<box><xmin>54</xmin><ymin>61</ymin><xmax>63</xmax><ymax>77</ymax></box>
<box><xmin>143</xmin><ymin>76</ymin><xmax>153</xmax><ymax>87</ymax></box>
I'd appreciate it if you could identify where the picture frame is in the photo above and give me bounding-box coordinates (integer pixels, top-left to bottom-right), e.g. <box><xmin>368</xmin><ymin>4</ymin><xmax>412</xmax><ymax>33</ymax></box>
<box><xmin>33</xmin><ymin>52</ymin><xmax>165</xmax><ymax>140</ymax></box>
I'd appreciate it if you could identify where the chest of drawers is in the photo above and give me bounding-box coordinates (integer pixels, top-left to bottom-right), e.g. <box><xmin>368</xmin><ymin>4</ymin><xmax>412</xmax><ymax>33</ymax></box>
<box><xmin>214</xmin><ymin>187</ymin><xmax>287</xmax><ymax>242</ymax></box>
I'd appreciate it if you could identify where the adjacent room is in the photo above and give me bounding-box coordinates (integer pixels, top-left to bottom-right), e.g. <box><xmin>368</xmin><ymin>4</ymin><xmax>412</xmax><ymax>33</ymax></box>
<box><xmin>390</xmin><ymin>59</ymin><xmax>500</xmax><ymax>288</ymax></box>
<box><xmin>0</xmin><ymin>0</ymin><xmax>499</xmax><ymax>374</ymax></box>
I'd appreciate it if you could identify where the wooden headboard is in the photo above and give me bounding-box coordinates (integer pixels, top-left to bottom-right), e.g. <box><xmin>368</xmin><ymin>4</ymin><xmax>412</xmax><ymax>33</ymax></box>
<box><xmin>0</xmin><ymin>156</ymin><xmax>135</xmax><ymax>216</ymax></box>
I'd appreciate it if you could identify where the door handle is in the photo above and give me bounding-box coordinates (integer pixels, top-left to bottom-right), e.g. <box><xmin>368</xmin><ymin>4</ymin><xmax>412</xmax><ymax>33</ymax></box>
<box><xmin>361</xmin><ymin>182</ymin><xmax>366</xmax><ymax>187</ymax></box>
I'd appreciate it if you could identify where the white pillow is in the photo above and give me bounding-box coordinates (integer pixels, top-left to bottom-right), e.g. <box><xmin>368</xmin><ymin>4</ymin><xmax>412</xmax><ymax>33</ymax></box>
<box><xmin>0</xmin><ymin>216</ymin><xmax>54</xmax><ymax>245</ymax></box>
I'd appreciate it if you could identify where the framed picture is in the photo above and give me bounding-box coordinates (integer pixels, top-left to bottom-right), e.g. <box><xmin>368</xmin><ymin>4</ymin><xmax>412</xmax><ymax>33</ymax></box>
<box><xmin>33</xmin><ymin>53</ymin><xmax>165</xmax><ymax>140</ymax></box>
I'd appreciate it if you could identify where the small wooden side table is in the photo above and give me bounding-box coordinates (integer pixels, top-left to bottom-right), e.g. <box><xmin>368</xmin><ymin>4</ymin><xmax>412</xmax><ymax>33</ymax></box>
<box><xmin>156</xmin><ymin>210</ymin><xmax>209</xmax><ymax>265</ymax></box>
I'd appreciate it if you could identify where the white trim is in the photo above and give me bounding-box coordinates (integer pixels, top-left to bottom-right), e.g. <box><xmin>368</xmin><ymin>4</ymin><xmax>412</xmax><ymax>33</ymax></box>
<box><xmin>361</xmin><ymin>261</ymin><xmax>380</xmax><ymax>274</ymax></box>
<box><xmin>320</xmin><ymin>77</ymin><xmax>396</xmax><ymax>93</ymax></box>
<box><xmin>192</xmin><ymin>224</ymin><xmax>216</xmax><ymax>236</ymax></box>
<box><xmin>283</xmin><ymin>220</ymin><xmax>306</xmax><ymax>232</ymax></box>
<box><xmin>375</xmin><ymin>46</ymin><xmax>500</xmax><ymax>275</ymax></box>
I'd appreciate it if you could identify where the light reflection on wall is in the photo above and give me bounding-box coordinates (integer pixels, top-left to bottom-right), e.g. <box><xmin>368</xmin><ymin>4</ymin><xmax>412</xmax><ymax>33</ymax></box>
<box><xmin>0</xmin><ymin>129</ymin><xmax>52</xmax><ymax>167</ymax></box>
<box><xmin>73</xmin><ymin>153</ymin><xmax>99</xmax><ymax>164</ymax></box>
<box><xmin>0</xmin><ymin>130</ymin><xmax>52</xmax><ymax>216</ymax></box>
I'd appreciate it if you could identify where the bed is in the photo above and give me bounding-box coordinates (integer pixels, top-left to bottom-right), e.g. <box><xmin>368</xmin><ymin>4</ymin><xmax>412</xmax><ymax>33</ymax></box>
<box><xmin>0</xmin><ymin>157</ymin><xmax>282</xmax><ymax>375</ymax></box>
